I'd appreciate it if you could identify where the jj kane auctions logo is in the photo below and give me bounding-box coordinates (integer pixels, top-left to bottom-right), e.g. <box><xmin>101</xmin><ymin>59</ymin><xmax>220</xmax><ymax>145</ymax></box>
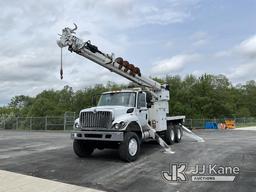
<box><xmin>162</xmin><ymin>163</ymin><xmax>240</xmax><ymax>182</ymax></box>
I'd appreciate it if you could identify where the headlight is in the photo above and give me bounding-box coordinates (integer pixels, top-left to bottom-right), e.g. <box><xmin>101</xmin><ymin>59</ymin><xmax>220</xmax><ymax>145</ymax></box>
<box><xmin>112</xmin><ymin>121</ymin><xmax>126</xmax><ymax>129</ymax></box>
<box><xmin>74</xmin><ymin>123</ymin><xmax>80</xmax><ymax>129</ymax></box>
<box><xmin>120</xmin><ymin>121</ymin><xmax>126</xmax><ymax>127</ymax></box>
<box><xmin>114</xmin><ymin>123</ymin><xmax>120</xmax><ymax>129</ymax></box>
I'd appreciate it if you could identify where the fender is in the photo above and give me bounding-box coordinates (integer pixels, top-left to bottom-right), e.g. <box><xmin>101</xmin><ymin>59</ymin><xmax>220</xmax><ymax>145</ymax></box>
<box><xmin>113</xmin><ymin>114</ymin><xmax>143</xmax><ymax>133</ymax></box>
<box><xmin>125</xmin><ymin>121</ymin><xmax>143</xmax><ymax>140</ymax></box>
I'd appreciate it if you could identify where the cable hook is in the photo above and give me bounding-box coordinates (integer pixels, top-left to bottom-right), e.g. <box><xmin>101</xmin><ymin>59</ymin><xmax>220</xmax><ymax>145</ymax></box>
<box><xmin>60</xmin><ymin>48</ymin><xmax>63</xmax><ymax>79</ymax></box>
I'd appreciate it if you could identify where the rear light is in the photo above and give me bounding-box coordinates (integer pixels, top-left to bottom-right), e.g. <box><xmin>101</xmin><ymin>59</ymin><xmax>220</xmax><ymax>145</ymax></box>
<box><xmin>152</xmin><ymin>120</ymin><xmax>156</xmax><ymax>128</ymax></box>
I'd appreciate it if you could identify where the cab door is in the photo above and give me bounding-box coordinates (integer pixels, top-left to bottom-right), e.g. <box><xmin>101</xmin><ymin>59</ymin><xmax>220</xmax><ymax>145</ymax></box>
<box><xmin>136</xmin><ymin>92</ymin><xmax>148</xmax><ymax>128</ymax></box>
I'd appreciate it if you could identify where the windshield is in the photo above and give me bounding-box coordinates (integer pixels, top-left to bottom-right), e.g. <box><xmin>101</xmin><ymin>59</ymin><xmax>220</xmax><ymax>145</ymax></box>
<box><xmin>98</xmin><ymin>92</ymin><xmax>136</xmax><ymax>107</ymax></box>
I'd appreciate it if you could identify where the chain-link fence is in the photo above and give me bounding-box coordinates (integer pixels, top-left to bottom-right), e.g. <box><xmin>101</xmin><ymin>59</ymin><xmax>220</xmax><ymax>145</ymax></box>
<box><xmin>0</xmin><ymin>112</ymin><xmax>76</xmax><ymax>131</ymax></box>
<box><xmin>0</xmin><ymin>114</ymin><xmax>255</xmax><ymax>130</ymax></box>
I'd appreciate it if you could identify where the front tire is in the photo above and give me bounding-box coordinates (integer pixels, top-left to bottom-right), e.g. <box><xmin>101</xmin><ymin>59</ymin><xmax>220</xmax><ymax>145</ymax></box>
<box><xmin>73</xmin><ymin>140</ymin><xmax>94</xmax><ymax>157</ymax></box>
<box><xmin>119</xmin><ymin>132</ymin><xmax>140</xmax><ymax>162</ymax></box>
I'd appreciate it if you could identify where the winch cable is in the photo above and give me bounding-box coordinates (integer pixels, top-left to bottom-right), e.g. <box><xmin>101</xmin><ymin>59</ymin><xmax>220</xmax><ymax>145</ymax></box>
<box><xmin>60</xmin><ymin>47</ymin><xmax>63</xmax><ymax>79</ymax></box>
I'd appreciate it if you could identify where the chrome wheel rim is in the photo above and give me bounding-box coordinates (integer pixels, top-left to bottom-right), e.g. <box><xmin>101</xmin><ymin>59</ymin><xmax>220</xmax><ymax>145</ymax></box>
<box><xmin>128</xmin><ymin>138</ymin><xmax>138</xmax><ymax>156</ymax></box>
<box><xmin>171</xmin><ymin>129</ymin><xmax>175</xmax><ymax>141</ymax></box>
<box><xmin>177</xmin><ymin>128</ymin><xmax>181</xmax><ymax>139</ymax></box>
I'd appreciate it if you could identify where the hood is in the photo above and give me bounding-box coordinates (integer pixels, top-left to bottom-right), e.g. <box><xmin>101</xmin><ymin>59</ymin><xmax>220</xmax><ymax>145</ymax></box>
<box><xmin>80</xmin><ymin>105</ymin><xmax>133</xmax><ymax>119</ymax></box>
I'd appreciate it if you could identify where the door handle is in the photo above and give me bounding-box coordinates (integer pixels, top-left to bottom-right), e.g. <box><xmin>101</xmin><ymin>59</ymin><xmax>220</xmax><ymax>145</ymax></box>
<box><xmin>139</xmin><ymin>109</ymin><xmax>147</xmax><ymax>112</ymax></box>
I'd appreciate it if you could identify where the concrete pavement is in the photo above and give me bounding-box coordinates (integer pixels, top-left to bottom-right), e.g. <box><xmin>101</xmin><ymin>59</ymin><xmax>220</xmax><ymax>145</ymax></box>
<box><xmin>0</xmin><ymin>170</ymin><xmax>103</xmax><ymax>192</ymax></box>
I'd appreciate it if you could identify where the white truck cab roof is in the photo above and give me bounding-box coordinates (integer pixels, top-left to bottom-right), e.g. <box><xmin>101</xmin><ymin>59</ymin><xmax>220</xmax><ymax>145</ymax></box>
<box><xmin>102</xmin><ymin>88</ymin><xmax>143</xmax><ymax>95</ymax></box>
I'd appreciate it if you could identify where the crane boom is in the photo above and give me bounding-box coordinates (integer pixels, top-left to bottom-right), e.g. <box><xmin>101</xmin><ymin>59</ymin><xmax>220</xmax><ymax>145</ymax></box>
<box><xmin>57</xmin><ymin>24</ymin><xmax>162</xmax><ymax>91</ymax></box>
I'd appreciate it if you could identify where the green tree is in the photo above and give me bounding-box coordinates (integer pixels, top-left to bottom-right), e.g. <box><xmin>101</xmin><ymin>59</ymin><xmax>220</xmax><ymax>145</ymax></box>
<box><xmin>0</xmin><ymin>74</ymin><xmax>255</xmax><ymax>119</ymax></box>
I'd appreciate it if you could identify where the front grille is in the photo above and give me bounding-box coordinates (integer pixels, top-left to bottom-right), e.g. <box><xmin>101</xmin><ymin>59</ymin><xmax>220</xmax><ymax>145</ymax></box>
<box><xmin>80</xmin><ymin>111</ymin><xmax>112</xmax><ymax>129</ymax></box>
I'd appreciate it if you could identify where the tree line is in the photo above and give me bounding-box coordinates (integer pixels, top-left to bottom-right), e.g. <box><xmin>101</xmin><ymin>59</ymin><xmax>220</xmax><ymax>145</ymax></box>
<box><xmin>0</xmin><ymin>74</ymin><xmax>255</xmax><ymax>119</ymax></box>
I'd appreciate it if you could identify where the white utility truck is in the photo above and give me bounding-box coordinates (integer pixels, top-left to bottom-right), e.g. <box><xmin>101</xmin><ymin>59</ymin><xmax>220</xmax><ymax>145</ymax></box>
<box><xmin>57</xmin><ymin>24</ymin><xmax>203</xmax><ymax>162</ymax></box>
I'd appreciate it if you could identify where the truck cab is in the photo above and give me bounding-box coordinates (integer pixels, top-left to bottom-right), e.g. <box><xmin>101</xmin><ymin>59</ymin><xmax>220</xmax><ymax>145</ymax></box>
<box><xmin>71</xmin><ymin>88</ymin><xmax>184</xmax><ymax>162</ymax></box>
<box><xmin>73</xmin><ymin>89</ymin><xmax>148</xmax><ymax>131</ymax></box>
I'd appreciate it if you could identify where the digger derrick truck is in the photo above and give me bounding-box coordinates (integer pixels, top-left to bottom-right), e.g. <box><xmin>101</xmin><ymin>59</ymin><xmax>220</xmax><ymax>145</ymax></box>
<box><xmin>57</xmin><ymin>24</ymin><xmax>202</xmax><ymax>162</ymax></box>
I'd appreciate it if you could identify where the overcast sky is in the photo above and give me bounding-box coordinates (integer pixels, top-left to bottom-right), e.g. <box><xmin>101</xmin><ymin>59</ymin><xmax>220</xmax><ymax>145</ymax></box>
<box><xmin>0</xmin><ymin>0</ymin><xmax>256</xmax><ymax>106</ymax></box>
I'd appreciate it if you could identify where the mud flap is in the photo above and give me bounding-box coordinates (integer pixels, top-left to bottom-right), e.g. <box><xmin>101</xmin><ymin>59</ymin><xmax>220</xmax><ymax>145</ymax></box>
<box><xmin>179</xmin><ymin>123</ymin><xmax>205</xmax><ymax>142</ymax></box>
<box><xmin>147</xmin><ymin>125</ymin><xmax>175</xmax><ymax>154</ymax></box>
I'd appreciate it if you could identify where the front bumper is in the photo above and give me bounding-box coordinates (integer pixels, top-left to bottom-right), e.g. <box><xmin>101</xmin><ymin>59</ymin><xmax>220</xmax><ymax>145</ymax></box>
<box><xmin>71</xmin><ymin>131</ymin><xmax>124</xmax><ymax>141</ymax></box>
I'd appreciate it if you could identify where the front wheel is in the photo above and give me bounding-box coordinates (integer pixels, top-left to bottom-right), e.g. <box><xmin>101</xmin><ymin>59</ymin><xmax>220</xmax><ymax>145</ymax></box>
<box><xmin>119</xmin><ymin>132</ymin><xmax>140</xmax><ymax>162</ymax></box>
<box><xmin>73</xmin><ymin>140</ymin><xmax>95</xmax><ymax>157</ymax></box>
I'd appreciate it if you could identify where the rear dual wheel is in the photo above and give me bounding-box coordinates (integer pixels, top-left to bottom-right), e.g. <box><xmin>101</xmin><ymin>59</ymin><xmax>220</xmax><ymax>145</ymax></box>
<box><xmin>174</xmin><ymin>125</ymin><xmax>182</xmax><ymax>143</ymax></box>
<box><xmin>165</xmin><ymin>124</ymin><xmax>183</xmax><ymax>145</ymax></box>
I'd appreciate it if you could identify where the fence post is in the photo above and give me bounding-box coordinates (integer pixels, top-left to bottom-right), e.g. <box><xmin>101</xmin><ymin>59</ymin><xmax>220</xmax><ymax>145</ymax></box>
<box><xmin>64</xmin><ymin>114</ymin><xmax>66</xmax><ymax>131</ymax></box>
<box><xmin>45</xmin><ymin>116</ymin><xmax>48</xmax><ymax>131</ymax></box>
<box><xmin>3</xmin><ymin>118</ymin><xmax>6</xmax><ymax>129</ymax></box>
<box><xmin>30</xmin><ymin>117</ymin><xmax>32</xmax><ymax>130</ymax></box>
<box><xmin>16</xmin><ymin>117</ymin><xmax>19</xmax><ymax>130</ymax></box>
<box><xmin>190</xmin><ymin>119</ymin><xmax>193</xmax><ymax>129</ymax></box>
